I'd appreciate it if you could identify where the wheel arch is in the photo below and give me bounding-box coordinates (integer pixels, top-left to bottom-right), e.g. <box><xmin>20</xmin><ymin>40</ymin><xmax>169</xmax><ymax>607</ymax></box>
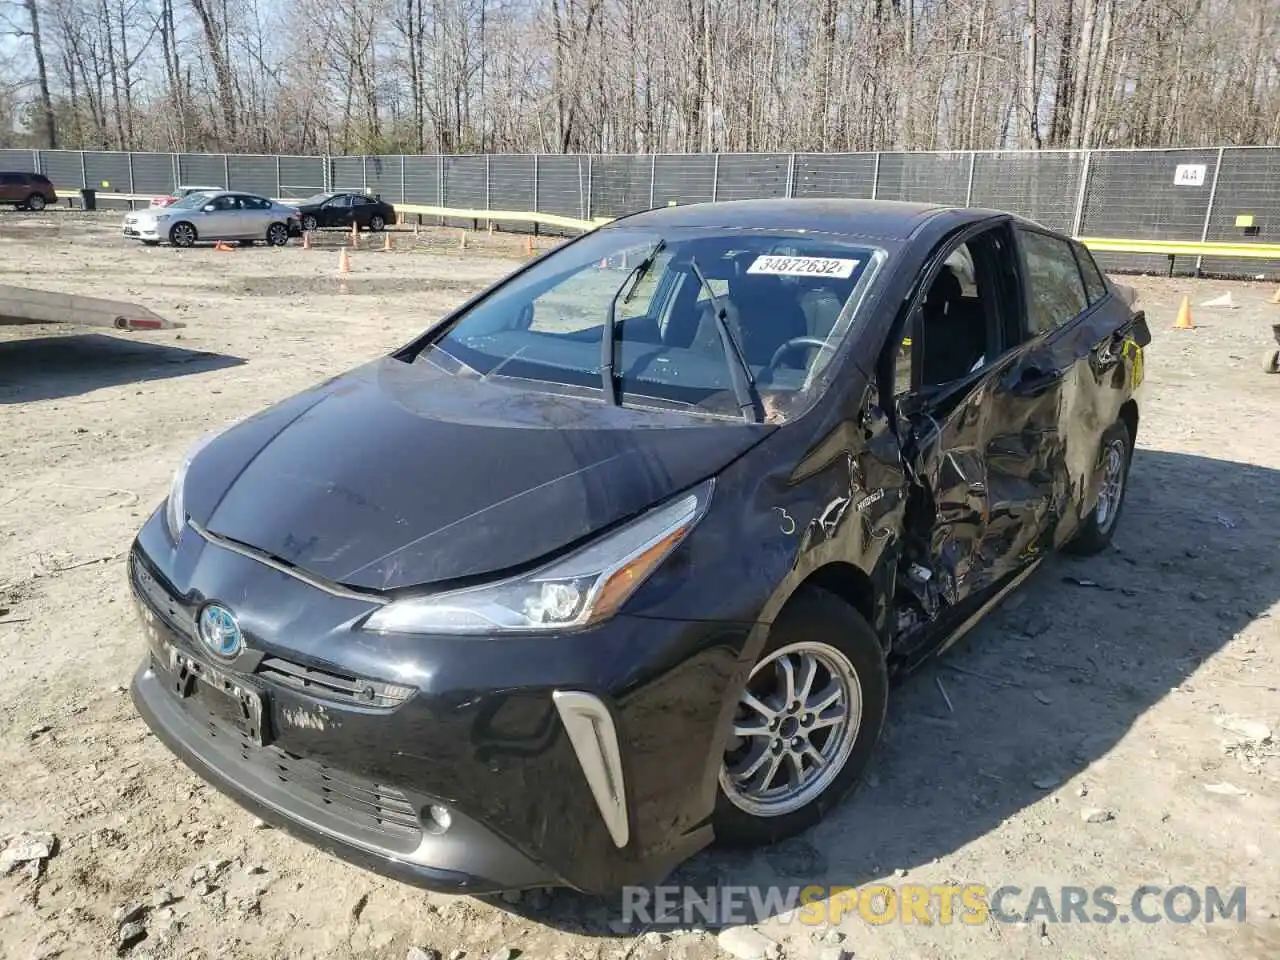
<box><xmin>1118</xmin><ymin>399</ymin><xmax>1139</xmax><ymax>450</ymax></box>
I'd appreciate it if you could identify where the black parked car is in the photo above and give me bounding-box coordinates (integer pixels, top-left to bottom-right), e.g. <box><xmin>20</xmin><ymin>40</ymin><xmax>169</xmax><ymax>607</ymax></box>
<box><xmin>129</xmin><ymin>199</ymin><xmax>1148</xmax><ymax>896</ymax></box>
<box><xmin>294</xmin><ymin>191</ymin><xmax>395</xmax><ymax>232</ymax></box>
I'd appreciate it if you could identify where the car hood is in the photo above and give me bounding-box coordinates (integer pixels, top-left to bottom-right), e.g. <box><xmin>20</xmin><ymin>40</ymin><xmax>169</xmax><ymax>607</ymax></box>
<box><xmin>183</xmin><ymin>356</ymin><xmax>769</xmax><ymax>591</ymax></box>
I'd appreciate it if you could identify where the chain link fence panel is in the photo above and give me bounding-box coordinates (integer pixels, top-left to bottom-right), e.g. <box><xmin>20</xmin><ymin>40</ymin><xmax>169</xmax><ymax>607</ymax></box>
<box><xmin>226</xmin><ymin>154</ymin><xmax>278</xmax><ymax>197</ymax></box>
<box><xmin>536</xmin><ymin>155</ymin><xmax>589</xmax><ymax>229</ymax></box>
<box><xmin>329</xmin><ymin>157</ymin><xmax>364</xmax><ymax>192</ymax></box>
<box><xmin>177</xmin><ymin>153</ymin><xmax>227</xmax><ymax>190</ymax></box>
<box><xmin>1</xmin><ymin>149</ymin><xmax>38</xmax><ymax>172</ymax></box>
<box><xmin>589</xmin><ymin>154</ymin><xmax>652</xmax><ymax>219</ymax></box>
<box><xmin>402</xmin><ymin>155</ymin><xmax>441</xmax><ymax>208</ymax></box>
<box><xmin>1199</xmin><ymin>146</ymin><xmax>1280</xmax><ymax>280</ymax></box>
<box><xmin>364</xmin><ymin>156</ymin><xmax>403</xmax><ymax>202</ymax></box>
<box><xmin>715</xmin><ymin>154</ymin><xmax>790</xmax><ymax>201</ymax></box>
<box><xmin>792</xmin><ymin>153</ymin><xmax>877</xmax><ymax>199</ymax></box>
<box><xmin>876</xmin><ymin>152</ymin><xmax>970</xmax><ymax>205</ymax></box>
<box><xmin>5</xmin><ymin>146</ymin><xmax>1276</xmax><ymax>277</ymax></box>
<box><xmin>653</xmin><ymin>154</ymin><xmax>715</xmax><ymax>207</ymax></box>
<box><xmin>1080</xmin><ymin>147</ymin><xmax>1221</xmax><ymax>276</ymax></box>
<box><xmin>130</xmin><ymin>152</ymin><xmax>176</xmax><ymax>195</ymax></box>
<box><xmin>972</xmin><ymin>150</ymin><xmax>1084</xmax><ymax>233</ymax></box>
<box><xmin>488</xmin><ymin>154</ymin><xmax>536</xmax><ymax>231</ymax></box>
<box><xmin>279</xmin><ymin>156</ymin><xmax>325</xmax><ymax>198</ymax></box>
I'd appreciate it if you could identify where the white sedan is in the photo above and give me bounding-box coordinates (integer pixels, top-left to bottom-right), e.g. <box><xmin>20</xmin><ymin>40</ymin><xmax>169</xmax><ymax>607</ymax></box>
<box><xmin>123</xmin><ymin>191</ymin><xmax>302</xmax><ymax>247</ymax></box>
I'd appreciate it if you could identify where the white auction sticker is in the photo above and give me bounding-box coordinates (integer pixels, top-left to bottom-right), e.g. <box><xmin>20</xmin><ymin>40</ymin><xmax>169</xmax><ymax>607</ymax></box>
<box><xmin>747</xmin><ymin>255</ymin><xmax>859</xmax><ymax>279</ymax></box>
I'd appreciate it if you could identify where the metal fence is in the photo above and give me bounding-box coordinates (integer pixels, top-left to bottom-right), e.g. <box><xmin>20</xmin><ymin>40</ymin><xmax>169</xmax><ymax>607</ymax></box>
<box><xmin>2</xmin><ymin>146</ymin><xmax>1278</xmax><ymax>278</ymax></box>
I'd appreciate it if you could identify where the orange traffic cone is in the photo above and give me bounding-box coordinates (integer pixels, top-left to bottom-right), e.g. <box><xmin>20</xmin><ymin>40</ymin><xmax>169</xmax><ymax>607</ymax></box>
<box><xmin>524</xmin><ymin>235</ymin><xmax>534</xmax><ymax>257</ymax></box>
<box><xmin>338</xmin><ymin>248</ymin><xmax>350</xmax><ymax>274</ymax></box>
<box><xmin>302</xmin><ymin>231</ymin><xmax>312</xmax><ymax>250</ymax></box>
<box><xmin>214</xmin><ymin>241</ymin><xmax>234</xmax><ymax>252</ymax></box>
<box><xmin>1173</xmin><ymin>295</ymin><xmax>1194</xmax><ymax>330</ymax></box>
<box><xmin>350</xmin><ymin>222</ymin><xmax>359</xmax><ymax>247</ymax></box>
<box><xmin>459</xmin><ymin>231</ymin><xmax>468</xmax><ymax>250</ymax></box>
<box><xmin>383</xmin><ymin>232</ymin><xmax>393</xmax><ymax>252</ymax></box>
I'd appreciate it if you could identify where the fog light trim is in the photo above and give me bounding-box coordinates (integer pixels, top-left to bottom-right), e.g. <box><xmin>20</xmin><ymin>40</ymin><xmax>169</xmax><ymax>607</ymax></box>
<box><xmin>552</xmin><ymin>690</ymin><xmax>629</xmax><ymax>848</ymax></box>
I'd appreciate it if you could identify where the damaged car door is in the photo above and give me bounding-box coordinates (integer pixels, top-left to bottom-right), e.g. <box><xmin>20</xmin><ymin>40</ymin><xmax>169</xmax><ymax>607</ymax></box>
<box><xmin>889</xmin><ymin>222</ymin><xmax>1067</xmax><ymax>659</ymax></box>
<box><xmin>1009</xmin><ymin>227</ymin><xmax>1149</xmax><ymax>549</ymax></box>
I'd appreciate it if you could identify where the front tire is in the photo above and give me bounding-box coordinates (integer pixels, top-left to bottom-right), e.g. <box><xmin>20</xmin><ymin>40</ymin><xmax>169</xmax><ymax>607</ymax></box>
<box><xmin>27</xmin><ymin>194</ymin><xmax>46</xmax><ymax>211</ymax></box>
<box><xmin>169</xmin><ymin>222</ymin><xmax>197</xmax><ymax>247</ymax></box>
<box><xmin>1065</xmin><ymin>419</ymin><xmax>1133</xmax><ymax>556</ymax></box>
<box><xmin>368</xmin><ymin>214</ymin><xmax>386</xmax><ymax>232</ymax></box>
<box><xmin>714</xmin><ymin>586</ymin><xmax>888</xmax><ymax>847</ymax></box>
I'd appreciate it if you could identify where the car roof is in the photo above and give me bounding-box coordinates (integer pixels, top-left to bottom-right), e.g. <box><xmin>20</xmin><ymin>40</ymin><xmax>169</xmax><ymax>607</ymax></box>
<box><xmin>602</xmin><ymin>198</ymin><xmax>999</xmax><ymax>242</ymax></box>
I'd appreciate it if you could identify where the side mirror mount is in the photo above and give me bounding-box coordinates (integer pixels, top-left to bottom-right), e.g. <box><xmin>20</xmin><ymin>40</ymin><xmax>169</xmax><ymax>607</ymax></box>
<box><xmin>1129</xmin><ymin>310</ymin><xmax>1151</xmax><ymax>348</ymax></box>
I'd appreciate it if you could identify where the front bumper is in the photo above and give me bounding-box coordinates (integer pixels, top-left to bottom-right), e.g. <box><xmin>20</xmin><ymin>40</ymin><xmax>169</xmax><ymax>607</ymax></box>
<box><xmin>131</xmin><ymin>658</ymin><xmax>553</xmax><ymax>892</ymax></box>
<box><xmin>123</xmin><ymin>221</ymin><xmax>161</xmax><ymax>239</ymax></box>
<box><xmin>126</xmin><ymin>513</ymin><xmax>753</xmax><ymax>894</ymax></box>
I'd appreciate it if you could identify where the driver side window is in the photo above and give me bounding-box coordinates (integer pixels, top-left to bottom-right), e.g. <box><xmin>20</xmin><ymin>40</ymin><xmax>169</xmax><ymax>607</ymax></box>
<box><xmin>894</xmin><ymin>228</ymin><xmax>1011</xmax><ymax>398</ymax></box>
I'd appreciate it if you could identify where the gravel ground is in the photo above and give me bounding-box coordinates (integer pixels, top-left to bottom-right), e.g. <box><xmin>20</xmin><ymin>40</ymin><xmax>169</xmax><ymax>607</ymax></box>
<box><xmin>1</xmin><ymin>211</ymin><xmax>1278</xmax><ymax>960</ymax></box>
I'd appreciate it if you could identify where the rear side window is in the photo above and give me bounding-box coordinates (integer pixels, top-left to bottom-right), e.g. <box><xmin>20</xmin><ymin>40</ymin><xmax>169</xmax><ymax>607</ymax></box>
<box><xmin>0</xmin><ymin>173</ymin><xmax>21</xmax><ymax>185</ymax></box>
<box><xmin>1073</xmin><ymin>243</ymin><xmax>1109</xmax><ymax>304</ymax></box>
<box><xmin>1017</xmin><ymin>228</ymin><xmax>1088</xmax><ymax>336</ymax></box>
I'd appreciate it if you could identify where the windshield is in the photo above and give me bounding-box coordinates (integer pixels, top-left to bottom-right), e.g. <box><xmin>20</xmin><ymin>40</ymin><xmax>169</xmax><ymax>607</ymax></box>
<box><xmin>418</xmin><ymin>227</ymin><xmax>884</xmax><ymax>421</ymax></box>
<box><xmin>170</xmin><ymin>192</ymin><xmax>216</xmax><ymax>210</ymax></box>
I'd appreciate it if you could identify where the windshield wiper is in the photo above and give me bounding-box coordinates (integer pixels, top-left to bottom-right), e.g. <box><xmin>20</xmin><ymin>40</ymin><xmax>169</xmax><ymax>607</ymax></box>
<box><xmin>688</xmin><ymin>257</ymin><xmax>763</xmax><ymax>423</ymax></box>
<box><xmin>601</xmin><ymin>239</ymin><xmax>666</xmax><ymax>405</ymax></box>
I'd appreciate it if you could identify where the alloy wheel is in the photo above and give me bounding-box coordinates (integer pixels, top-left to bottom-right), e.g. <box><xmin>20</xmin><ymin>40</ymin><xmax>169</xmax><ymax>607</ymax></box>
<box><xmin>267</xmin><ymin>223</ymin><xmax>289</xmax><ymax>246</ymax></box>
<box><xmin>302</xmin><ymin>215</ymin><xmax>318</xmax><ymax>232</ymax></box>
<box><xmin>1094</xmin><ymin>437</ymin><xmax>1127</xmax><ymax>533</ymax></box>
<box><xmin>28</xmin><ymin>194</ymin><xmax>46</xmax><ymax>211</ymax></box>
<box><xmin>170</xmin><ymin>223</ymin><xmax>196</xmax><ymax>247</ymax></box>
<box><xmin>369</xmin><ymin>215</ymin><xmax>385</xmax><ymax>231</ymax></box>
<box><xmin>719</xmin><ymin>641</ymin><xmax>863</xmax><ymax>818</ymax></box>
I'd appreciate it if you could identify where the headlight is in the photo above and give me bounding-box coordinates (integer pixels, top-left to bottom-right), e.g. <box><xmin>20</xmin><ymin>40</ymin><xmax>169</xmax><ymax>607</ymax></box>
<box><xmin>164</xmin><ymin>433</ymin><xmax>218</xmax><ymax>542</ymax></box>
<box><xmin>364</xmin><ymin>480</ymin><xmax>714</xmax><ymax>635</ymax></box>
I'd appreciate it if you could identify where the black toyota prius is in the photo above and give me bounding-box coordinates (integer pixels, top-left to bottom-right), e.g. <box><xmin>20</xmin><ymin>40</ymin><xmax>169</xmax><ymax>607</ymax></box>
<box><xmin>129</xmin><ymin>199</ymin><xmax>1148</xmax><ymax>896</ymax></box>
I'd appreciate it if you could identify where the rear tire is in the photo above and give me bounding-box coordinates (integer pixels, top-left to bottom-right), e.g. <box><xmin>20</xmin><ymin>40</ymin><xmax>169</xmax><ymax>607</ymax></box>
<box><xmin>301</xmin><ymin>214</ymin><xmax>318</xmax><ymax>233</ymax></box>
<box><xmin>713</xmin><ymin>585</ymin><xmax>888</xmax><ymax>847</ymax></box>
<box><xmin>169</xmin><ymin>222</ymin><xmax>197</xmax><ymax>247</ymax></box>
<box><xmin>1065</xmin><ymin>420</ymin><xmax>1133</xmax><ymax>556</ymax></box>
<box><xmin>368</xmin><ymin>214</ymin><xmax>386</xmax><ymax>232</ymax></box>
<box><xmin>265</xmin><ymin>222</ymin><xmax>289</xmax><ymax>246</ymax></box>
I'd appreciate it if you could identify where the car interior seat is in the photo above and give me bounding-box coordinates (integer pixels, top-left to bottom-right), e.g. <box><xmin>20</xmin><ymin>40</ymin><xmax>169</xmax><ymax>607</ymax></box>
<box><xmin>919</xmin><ymin>266</ymin><xmax>987</xmax><ymax>386</ymax></box>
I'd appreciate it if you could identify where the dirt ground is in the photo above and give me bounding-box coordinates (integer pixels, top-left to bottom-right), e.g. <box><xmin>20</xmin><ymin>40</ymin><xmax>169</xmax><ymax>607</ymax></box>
<box><xmin>1</xmin><ymin>211</ymin><xmax>1278</xmax><ymax>960</ymax></box>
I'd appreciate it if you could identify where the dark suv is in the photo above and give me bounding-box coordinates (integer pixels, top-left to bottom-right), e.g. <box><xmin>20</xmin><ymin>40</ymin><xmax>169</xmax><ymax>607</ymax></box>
<box><xmin>0</xmin><ymin>172</ymin><xmax>58</xmax><ymax>211</ymax></box>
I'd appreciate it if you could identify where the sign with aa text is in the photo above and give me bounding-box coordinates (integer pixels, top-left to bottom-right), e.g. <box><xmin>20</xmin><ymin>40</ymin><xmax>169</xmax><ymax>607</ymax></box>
<box><xmin>1174</xmin><ymin>164</ymin><xmax>1206</xmax><ymax>187</ymax></box>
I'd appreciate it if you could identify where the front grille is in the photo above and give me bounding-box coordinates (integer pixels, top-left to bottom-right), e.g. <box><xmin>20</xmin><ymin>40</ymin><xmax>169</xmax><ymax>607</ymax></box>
<box><xmin>197</xmin><ymin>704</ymin><xmax>421</xmax><ymax>839</ymax></box>
<box><xmin>255</xmin><ymin>656</ymin><xmax>414</xmax><ymax>709</ymax></box>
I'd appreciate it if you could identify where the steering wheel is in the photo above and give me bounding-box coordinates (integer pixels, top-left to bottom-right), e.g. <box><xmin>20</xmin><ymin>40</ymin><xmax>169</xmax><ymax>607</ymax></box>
<box><xmin>765</xmin><ymin>336</ymin><xmax>832</xmax><ymax>374</ymax></box>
